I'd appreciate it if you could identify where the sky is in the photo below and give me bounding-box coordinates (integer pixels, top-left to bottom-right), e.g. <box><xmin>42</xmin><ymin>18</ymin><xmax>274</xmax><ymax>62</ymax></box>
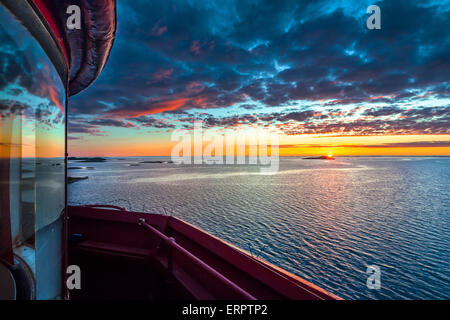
<box><xmin>68</xmin><ymin>0</ymin><xmax>450</xmax><ymax>157</ymax></box>
<box><xmin>0</xmin><ymin>6</ymin><xmax>66</xmax><ymax>158</ymax></box>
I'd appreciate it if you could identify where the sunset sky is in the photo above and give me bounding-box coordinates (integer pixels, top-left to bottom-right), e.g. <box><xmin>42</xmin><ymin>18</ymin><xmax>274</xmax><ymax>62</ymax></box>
<box><xmin>68</xmin><ymin>0</ymin><xmax>450</xmax><ymax>157</ymax></box>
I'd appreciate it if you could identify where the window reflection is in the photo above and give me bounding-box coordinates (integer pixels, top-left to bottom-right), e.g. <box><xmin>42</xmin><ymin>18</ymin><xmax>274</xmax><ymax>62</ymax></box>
<box><xmin>0</xmin><ymin>5</ymin><xmax>66</xmax><ymax>299</ymax></box>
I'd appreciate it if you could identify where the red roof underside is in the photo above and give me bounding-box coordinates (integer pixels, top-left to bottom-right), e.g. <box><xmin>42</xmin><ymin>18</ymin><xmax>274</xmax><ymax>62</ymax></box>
<box><xmin>30</xmin><ymin>0</ymin><xmax>116</xmax><ymax>96</ymax></box>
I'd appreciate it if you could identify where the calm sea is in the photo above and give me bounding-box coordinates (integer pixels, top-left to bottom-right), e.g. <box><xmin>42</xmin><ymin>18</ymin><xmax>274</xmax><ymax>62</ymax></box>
<box><xmin>68</xmin><ymin>156</ymin><xmax>450</xmax><ymax>299</ymax></box>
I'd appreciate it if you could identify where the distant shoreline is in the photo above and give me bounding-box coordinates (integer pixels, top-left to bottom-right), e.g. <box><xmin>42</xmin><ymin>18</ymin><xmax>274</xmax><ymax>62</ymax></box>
<box><xmin>68</xmin><ymin>155</ymin><xmax>450</xmax><ymax>158</ymax></box>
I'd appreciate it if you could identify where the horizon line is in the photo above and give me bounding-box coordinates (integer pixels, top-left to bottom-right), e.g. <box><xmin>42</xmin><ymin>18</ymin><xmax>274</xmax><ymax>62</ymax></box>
<box><xmin>68</xmin><ymin>154</ymin><xmax>450</xmax><ymax>158</ymax></box>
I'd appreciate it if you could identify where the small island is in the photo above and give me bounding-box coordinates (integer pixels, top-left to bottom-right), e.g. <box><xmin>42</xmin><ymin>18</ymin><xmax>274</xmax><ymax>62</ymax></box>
<box><xmin>68</xmin><ymin>176</ymin><xmax>89</xmax><ymax>184</ymax></box>
<box><xmin>68</xmin><ymin>157</ymin><xmax>107</xmax><ymax>162</ymax></box>
<box><xmin>139</xmin><ymin>160</ymin><xmax>174</xmax><ymax>164</ymax></box>
<box><xmin>304</xmin><ymin>155</ymin><xmax>335</xmax><ymax>160</ymax></box>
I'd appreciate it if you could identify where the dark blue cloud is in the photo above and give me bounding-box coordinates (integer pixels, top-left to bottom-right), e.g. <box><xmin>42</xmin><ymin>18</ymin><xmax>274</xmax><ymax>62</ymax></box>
<box><xmin>69</xmin><ymin>0</ymin><xmax>450</xmax><ymax>137</ymax></box>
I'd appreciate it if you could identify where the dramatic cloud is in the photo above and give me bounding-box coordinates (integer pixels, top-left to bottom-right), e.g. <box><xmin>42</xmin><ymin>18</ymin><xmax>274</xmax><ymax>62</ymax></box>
<box><xmin>68</xmin><ymin>0</ymin><xmax>450</xmax><ymax>140</ymax></box>
<box><xmin>279</xmin><ymin>141</ymin><xmax>450</xmax><ymax>148</ymax></box>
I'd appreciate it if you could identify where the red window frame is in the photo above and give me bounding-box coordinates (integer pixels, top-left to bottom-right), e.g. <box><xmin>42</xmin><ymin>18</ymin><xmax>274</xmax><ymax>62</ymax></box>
<box><xmin>0</xmin><ymin>149</ymin><xmax>14</xmax><ymax>265</ymax></box>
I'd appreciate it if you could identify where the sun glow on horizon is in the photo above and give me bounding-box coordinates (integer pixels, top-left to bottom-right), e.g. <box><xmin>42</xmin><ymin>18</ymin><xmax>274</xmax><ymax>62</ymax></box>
<box><xmin>68</xmin><ymin>132</ymin><xmax>450</xmax><ymax>157</ymax></box>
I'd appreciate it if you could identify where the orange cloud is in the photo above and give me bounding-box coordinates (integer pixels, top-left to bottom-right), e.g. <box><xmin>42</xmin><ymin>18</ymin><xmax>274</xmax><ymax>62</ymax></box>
<box><xmin>48</xmin><ymin>86</ymin><xmax>65</xmax><ymax>114</ymax></box>
<box><xmin>107</xmin><ymin>98</ymin><xmax>190</xmax><ymax>118</ymax></box>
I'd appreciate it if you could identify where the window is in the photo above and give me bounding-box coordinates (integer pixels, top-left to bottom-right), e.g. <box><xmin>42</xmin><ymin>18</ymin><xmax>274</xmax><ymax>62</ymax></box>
<box><xmin>0</xmin><ymin>5</ymin><xmax>66</xmax><ymax>299</ymax></box>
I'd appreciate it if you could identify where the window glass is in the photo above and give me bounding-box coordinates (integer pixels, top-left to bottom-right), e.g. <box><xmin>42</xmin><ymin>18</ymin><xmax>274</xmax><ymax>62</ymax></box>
<box><xmin>0</xmin><ymin>5</ymin><xmax>66</xmax><ymax>299</ymax></box>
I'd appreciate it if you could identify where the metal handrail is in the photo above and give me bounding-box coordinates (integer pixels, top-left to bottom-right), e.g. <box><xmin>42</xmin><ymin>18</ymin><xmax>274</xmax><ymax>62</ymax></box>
<box><xmin>138</xmin><ymin>218</ymin><xmax>256</xmax><ymax>300</ymax></box>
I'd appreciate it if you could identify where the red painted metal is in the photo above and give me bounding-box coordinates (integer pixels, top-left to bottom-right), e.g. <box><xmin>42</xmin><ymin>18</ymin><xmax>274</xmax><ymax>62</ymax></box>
<box><xmin>167</xmin><ymin>216</ymin><xmax>339</xmax><ymax>300</ymax></box>
<box><xmin>139</xmin><ymin>218</ymin><xmax>257</xmax><ymax>300</ymax></box>
<box><xmin>0</xmin><ymin>159</ymin><xmax>14</xmax><ymax>265</ymax></box>
<box><xmin>29</xmin><ymin>0</ymin><xmax>117</xmax><ymax>96</ymax></box>
<box><xmin>68</xmin><ymin>205</ymin><xmax>341</xmax><ymax>300</ymax></box>
<box><xmin>30</xmin><ymin>0</ymin><xmax>69</xmax><ymax>64</ymax></box>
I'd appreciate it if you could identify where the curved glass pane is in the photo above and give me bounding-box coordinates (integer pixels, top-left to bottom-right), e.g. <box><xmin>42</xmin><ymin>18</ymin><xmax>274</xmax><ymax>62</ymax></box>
<box><xmin>0</xmin><ymin>5</ymin><xmax>66</xmax><ymax>299</ymax></box>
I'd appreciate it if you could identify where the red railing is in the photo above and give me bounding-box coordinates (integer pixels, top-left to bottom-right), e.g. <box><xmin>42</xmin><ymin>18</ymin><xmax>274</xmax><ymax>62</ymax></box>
<box><xmin>138</xmin><ymin>218</ymin><xmax>256</xmax><ymax>300</ymax></box>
